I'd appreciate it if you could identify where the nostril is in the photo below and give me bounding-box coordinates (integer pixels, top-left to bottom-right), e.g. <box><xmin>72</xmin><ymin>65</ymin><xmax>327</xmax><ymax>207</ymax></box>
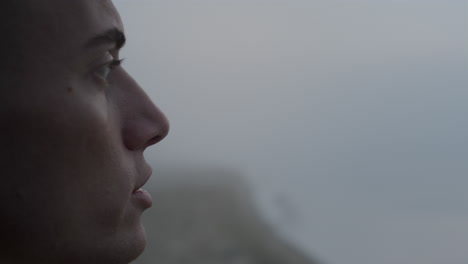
<box><xmin>122</xmin><ymin>102</ymin><xmax>170</xmax><ymax>150</ymax></box>
<box><xmin>122</xmin><ymin>115</ymin><xmax>169</xmax><ymax>150</ymax></box>
<box><xmin>147</xmin><ymin>135</ymin><xmax>162</xmax><ymax>147</ymax></box>
<box><xmin>123</xmin><ymin>126</ymin><xmax>162</xmax><ymax>151</ymax></box>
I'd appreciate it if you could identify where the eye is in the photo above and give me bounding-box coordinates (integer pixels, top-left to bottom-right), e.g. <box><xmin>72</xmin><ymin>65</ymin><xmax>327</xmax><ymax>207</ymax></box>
<box><xmin>95</xmin><ymin>59</ymin><xmax>124</xmax><ymax>80</ymax></box>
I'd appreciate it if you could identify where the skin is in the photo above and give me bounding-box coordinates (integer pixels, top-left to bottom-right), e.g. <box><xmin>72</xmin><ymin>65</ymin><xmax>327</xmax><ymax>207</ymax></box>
<box><xmin>0</xmin><ymin>1</ymin><xmax>169</xmax><ymax>264</ymax></box>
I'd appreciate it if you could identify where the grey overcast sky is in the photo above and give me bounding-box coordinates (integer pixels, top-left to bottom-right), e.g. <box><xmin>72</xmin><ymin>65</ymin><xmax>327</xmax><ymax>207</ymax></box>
<box><xmin>115</xmin><ymin>0</ymin><xmax>468</xmax><ymax>263</ymax></box>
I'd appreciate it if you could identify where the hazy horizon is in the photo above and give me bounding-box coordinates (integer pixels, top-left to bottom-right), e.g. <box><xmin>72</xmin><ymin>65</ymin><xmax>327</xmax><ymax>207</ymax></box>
<box><xmin>115</xmin><ymin>0</ymin><xmax>468</xmax><ymax>263</ymax></box>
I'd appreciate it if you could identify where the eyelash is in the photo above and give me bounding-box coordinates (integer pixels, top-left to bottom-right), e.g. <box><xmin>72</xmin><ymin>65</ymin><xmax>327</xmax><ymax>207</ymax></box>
<box><xmin>95</xmin><ymin>58</ymin><xmax>124</xmax><ymax>83</ymax></box>
<box><xmin>109</xmin><ymin>58</ymin><xmax>124</xmax><ymax>69</ymax></box>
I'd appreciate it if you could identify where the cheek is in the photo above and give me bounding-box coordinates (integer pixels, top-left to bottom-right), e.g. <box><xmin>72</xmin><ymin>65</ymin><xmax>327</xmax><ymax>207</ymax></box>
<box><xmin>0</xmin><ymin>94</ymin><xmax>134</xmax><ymax>235</ymax></box>
<box><xmin>47</xmin><ymin>122</ymin><xmax>133</xmax><ymax>224</ymax></box>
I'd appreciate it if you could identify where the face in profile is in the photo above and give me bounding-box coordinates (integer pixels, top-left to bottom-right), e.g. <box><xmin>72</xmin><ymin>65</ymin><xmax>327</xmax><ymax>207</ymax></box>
<box><xmin>0</xmin><ymin>1</ymin><xmax>169</xmax><ymax>263</ymax></box>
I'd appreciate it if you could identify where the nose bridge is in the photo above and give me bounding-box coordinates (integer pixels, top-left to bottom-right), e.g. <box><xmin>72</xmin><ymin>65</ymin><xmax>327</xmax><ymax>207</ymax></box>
<box><xmin>119</xmin><ymin>71</ymin><xmax>169</xmax><ymax>151</ymax></box>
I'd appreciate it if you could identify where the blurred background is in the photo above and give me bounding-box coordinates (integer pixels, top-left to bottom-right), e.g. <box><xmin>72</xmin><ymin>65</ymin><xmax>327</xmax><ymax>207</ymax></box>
<box><xmin>114</xmin><ymin>0</ymin><xmax>468</xmax><ymax>263</ymax></box>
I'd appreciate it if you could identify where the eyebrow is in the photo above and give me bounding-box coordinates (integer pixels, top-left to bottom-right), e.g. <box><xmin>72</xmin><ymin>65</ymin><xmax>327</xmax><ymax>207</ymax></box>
<box><xmin>84</xmin><ymin>28</ymin><xmax>126</xmax><ymax>50</ymax></box>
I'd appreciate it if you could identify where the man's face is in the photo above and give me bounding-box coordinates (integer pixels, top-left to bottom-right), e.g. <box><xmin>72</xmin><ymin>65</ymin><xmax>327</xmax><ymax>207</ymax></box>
<box><xmin>0</xmin><ymin>1</ymin><xmax>169</xmax><ymax>263</ymax></box>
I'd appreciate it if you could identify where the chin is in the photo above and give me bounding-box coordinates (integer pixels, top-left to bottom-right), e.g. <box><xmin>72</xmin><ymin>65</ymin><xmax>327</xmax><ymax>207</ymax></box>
<box><xmin>117</xmin><ymin>223</ymin><xmax>149</xmax><ymax>263</ymax></box>
<box><xmin>130</xmin><ymin>224</ymin><xmax>149</xmax><ymax>259</ymax></box>
<box><xmin>95</xmin><ymin>202</ymin><xmax>150</xmax><ymax>263</ymax></box>
<box><xmin>68</xmin><ymin>223</ymin><xmax>149</xmax><ymax>264</ymax></box>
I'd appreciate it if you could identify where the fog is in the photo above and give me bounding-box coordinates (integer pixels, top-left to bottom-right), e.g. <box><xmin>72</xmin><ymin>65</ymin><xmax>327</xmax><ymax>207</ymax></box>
<box><xmin>114</xmin><ymin>0</ymin><xmax>468</xmax><ymax>263</ymax></box>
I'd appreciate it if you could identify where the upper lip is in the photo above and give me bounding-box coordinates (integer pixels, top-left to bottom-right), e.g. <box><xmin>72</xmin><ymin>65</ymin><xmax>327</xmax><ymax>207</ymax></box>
<box><xmin>133</xmin><ymin>166</ymin><xmax>152</xmax><ymax>193</ymax></box>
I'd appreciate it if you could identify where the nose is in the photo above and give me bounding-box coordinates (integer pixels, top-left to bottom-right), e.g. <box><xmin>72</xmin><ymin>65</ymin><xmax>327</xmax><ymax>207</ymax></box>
<box><xmin>117</xmin><ymin>70</ymin><xmax>170</xmax><ymax>151</ymax></box>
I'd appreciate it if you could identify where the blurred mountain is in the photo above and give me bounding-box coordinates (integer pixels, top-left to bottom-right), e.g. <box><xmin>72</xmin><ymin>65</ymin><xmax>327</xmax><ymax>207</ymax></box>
<box><xmin>135</xmin><ymin>165</ymin><xmax>319</xmax><ymax>264</ymax></box>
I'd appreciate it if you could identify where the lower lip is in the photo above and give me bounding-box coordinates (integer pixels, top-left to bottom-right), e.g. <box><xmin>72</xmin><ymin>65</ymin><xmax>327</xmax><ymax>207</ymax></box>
<box><xmin>132</xmin><ymin>188</ymin><xmax>153</xmax><ymax>208</ymax></box>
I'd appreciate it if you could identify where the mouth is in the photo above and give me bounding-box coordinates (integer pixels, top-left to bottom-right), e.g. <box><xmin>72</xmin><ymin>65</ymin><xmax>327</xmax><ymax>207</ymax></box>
<box><xmin>132</xmin><ymin>184</ymin><xmax>149</xmax><ymax>195</ymax></box>
<box><xmin>132</xmin><ymin>188</ymin><xmax>153</xmax><ymax>208</ymax></box>
<box><xmin>133</xmin><ymin>165</ymin><xmax>153</xmax><ymax>194</ymax></box>
<box><xmin>132</xmin><ymin>188</ymin><xmax>145</xmax><ymax>194</ymax></box>
<box><xmin>131</xmin><ymin>166</ymin><xmax>153</xmax><ymax>208</ymax></box>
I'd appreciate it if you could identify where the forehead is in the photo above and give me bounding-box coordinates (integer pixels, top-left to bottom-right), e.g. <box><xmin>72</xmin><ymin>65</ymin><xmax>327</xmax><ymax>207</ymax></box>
<box><xmin>26</xmin><ymin>0</ymin><xmax>122</xmax><ymax>28</ymax></box>
<box><xmin>20</xmin><ymin>0</ymin><xmax>123</xmax><ymax>57</ymax></box>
